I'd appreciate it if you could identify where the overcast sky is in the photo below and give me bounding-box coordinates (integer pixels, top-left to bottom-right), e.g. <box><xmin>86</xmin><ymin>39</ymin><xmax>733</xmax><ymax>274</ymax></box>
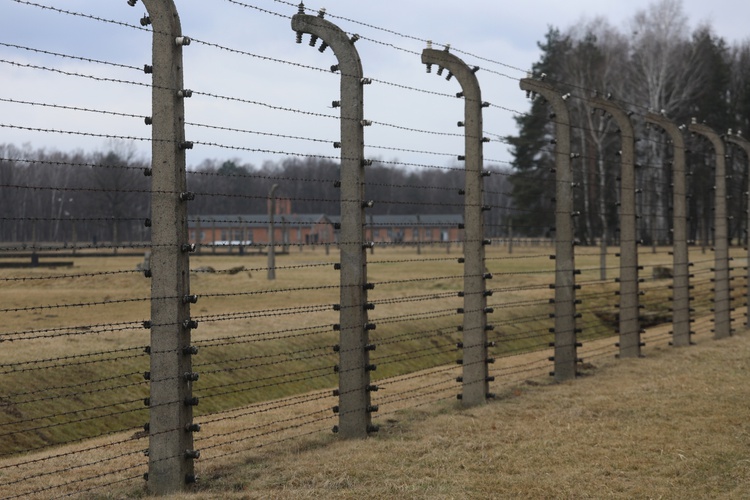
<box><xmin>1</xmin><ymin>0</ymin><xmax>749</xmax><ymax>171</ymax></box>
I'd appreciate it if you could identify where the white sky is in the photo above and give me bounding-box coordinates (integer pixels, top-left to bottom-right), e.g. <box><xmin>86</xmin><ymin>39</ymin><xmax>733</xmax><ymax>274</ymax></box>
<box><xmin>1</xmin><ymin>0</ymin><xmax>748</xmax><ymax>170</ymax></box>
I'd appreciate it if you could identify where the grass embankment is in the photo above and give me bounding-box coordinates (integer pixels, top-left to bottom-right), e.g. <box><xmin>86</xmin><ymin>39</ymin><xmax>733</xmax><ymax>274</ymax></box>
<box><xmin>0</xmin><ymin>245</ymin><xmax>744</xmax><ymax>457</ymax></box>
<box><xmin>173</xmin><ymin>324</ymin><xmax>750</xmax><ymax>499</ymax></box>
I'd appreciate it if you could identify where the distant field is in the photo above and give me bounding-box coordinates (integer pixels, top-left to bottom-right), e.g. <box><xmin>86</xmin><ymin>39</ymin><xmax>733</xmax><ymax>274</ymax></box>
<box><xmin>0</xmin><ymin>243</ymin><xmax>745</xmax><ymax>458</ymax></box>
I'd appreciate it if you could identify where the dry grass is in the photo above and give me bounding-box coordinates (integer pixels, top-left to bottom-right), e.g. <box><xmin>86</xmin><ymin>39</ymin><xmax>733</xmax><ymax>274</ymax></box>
<box><xmin>0</xmin><ymin>244</ymin><xmax>748</xmax><ymax>498</ymax></box>
<box><xmin>168</xmin><ymin>326</ymin><xmax>750</xmax><ymax>500</ymax></box>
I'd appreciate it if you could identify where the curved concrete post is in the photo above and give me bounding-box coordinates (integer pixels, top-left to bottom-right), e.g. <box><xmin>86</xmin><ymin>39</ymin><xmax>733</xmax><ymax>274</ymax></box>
<box><xmin>690</xmin><ymin>121</ymin><xmax>731</xmax><ymax>339</ymax></box>
<box><xmin>725</xmin><ymin>131</ymin><xmax>750</xmax><ymax>328</ymax></box>
<box><xmin>292</xmin><ymin>8</ymin><xmax>372</xmax><ymax>438</ymax></box>
<box><xmin>590</xmin><ymin>97</ymin><xmax>641</xmax><ymax>358</ymax></box>
<box><xmin>422</xmin><ymin>46</ymin><xmax>489</xmax><ymax>406</ymax></box>
<box><xmin>520</xmin><ymin>78</ymin><xmax>578</xmax><ymax>381</ymax></box>
<box><xmin>644</xmin><ymin>113</ymin><xmax>691</xmax><ymax>347</ymax></box>
<box><xmin>138</xmin><ymin>0</ymin><xmax>195</xmax><ymax>494</ymax></box>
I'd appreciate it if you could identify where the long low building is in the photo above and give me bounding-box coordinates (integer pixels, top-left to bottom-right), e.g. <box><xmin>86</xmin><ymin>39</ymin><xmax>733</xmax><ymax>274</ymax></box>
<box><xmin>188</xmin><ymin>214</ymin><xmax>464</xmax><ymax>246</ymax></box>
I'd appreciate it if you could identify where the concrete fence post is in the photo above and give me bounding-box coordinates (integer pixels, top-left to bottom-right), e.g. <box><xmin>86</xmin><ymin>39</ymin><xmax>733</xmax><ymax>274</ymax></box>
<box><xmin>292</xmin><ymin>6</ymin><xmax>374</xmax><ymax>438</ymax></box>
<box><xmin>422</xmin><ymin>45</ymin><xmax>490</xmax><ymax>406</ymax></box>
<box><xmin>590</xmin><ymin>97</ymin><xmax>641</xmax><ymax>358</ymax></box>
<box><xmin>520</xmin><ymin>77</ymin><xmax>578</xmax><ymax>382</ymax></box>
<box><xmin>137</xmin><ymin>0</ymin><xmax>197</xmax><ymax>494</ymax></box>
<box><xmin>689</xmin><ymin>121</ymin><xmax>732</xmax><ymax>339</ymax></box>
<box><xmin>644</xmin><ymin>112</ymin><xmax>691</xmax><ymax>347</ymax></box>
<box><xmin>725</xmin><ymin>131</ymin><xmax>750</xmax><ymax>327</ymax></box>
<box><xmin>268</xmin><ymin>184</ymin><xmax>278</xmax><ymax>280</ymax></box>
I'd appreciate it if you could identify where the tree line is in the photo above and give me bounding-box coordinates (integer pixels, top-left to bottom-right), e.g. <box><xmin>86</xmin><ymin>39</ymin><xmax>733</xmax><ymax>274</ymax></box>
<box><xmin>0</xmin><ymin>143</ymin><xmax>514</xmax><ymax>245</ymax></box>
<box><xmin>507</xmin><ymin>0</ymin><xmax>750</xmax><ymax>244</ymax></box>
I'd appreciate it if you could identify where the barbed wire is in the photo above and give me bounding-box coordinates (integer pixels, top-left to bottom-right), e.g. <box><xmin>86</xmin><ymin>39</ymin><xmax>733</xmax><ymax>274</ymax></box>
<box><xmin>11</xmin><ymin>0</ymin><xmax>149</xmax><ymax>33</ymax></box>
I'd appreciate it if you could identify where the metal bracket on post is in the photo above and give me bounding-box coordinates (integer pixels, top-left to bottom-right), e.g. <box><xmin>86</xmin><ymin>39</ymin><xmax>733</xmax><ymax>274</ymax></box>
<box><xmin>645</xmin><ymin>112</ymin><xmax>690</xmax><ymax>347</ymax></box>
<box><xmin>292</xmin><ymin>6</ymin><xmax>373</xmax><ymax>438</ymax></box>
<box><xmin>137</xmin><ymin>0</ymin><xmax>196</xmax><ymax>494</ymax></box>
<box><xmin>422</xmin><ymin>45</ymin><xmax>489</xmax><ymax>405</ymax></box>
<box><xmin>725</xmin><ymin>131</ymin><xmax>750</xmax><ymax>327</ymax></box>
<box><xmin>520</xmin><ymin>77</ymin><xmax>577</xmax><ymax>382</ymax></box>
<box><xmin>690</xmin><ymin>121</ymin><xmax>731</xmax><ymax>339</ymax></box>
<box><xmin>590</xmin><ymin>97</ymin><xmax>640</xmax><ymax>358</ymax></box>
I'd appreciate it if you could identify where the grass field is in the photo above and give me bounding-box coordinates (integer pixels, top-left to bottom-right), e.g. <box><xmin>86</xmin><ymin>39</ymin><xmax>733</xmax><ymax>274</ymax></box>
<box><xmin>174</xmin><ymin>324</ymin><xmax>750</xmax><ymax>499</ymax></box>
<box><xmin>0</xmin><ymin>243</ymin><xmax>747</xmax><ymax>497</ymax></box>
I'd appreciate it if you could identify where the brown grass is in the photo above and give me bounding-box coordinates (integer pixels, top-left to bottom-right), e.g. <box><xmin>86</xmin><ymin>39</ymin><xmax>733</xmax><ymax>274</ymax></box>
<box><xmin>172</xmin><ymin>325</ymin><xmax>750</xmax><ymax>500</ymax></box>
<box><xmin>0</xmin><ymin>244</ymin><xmax>748</xmax><ymax>498</ymax></box>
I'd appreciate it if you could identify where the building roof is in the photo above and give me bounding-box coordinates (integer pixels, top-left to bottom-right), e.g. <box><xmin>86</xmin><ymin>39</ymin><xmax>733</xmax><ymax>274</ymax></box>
<box><xmin>188</xmin><ymin>214</ymin><xmax>330</xmax><ymax>229</ymax></box>
<box><xmin>189</xmin><ymin>214</ymin><xmax>463</xmax><ymax>229</ymax></box>
<box><xmin>328</xmin><ymin>214</ymin><xmax>464</xmax><ymax>227</ymax></box>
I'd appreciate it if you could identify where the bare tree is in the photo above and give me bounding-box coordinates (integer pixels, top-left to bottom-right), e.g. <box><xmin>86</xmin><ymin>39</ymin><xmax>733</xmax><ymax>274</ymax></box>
<box><xmin>628</xmin><ymin>0</ymin><xmax>713</xmax><ymax>245</ymax></box>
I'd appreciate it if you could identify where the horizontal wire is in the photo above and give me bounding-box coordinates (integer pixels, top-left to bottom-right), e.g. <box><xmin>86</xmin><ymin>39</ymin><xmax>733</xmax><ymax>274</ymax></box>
<box><xmin>0</xmin><ymin>399</ymin><xmax>145</xmax><ymax>436</ymax></box>
<box><xmin>197</xmin><ymin>388</ymin><xmax>332</xmax><ymax>425</ymax></box>
<box><xmin>0</xmin><ymin>370</ymin><xmax>143</xmax><ymax>402</ymax></box>
<box><xmin>0</xmin><ymin>41</ymin><xmax>141</xmax><ymax>72</ymax></box>
<box><xmin>11</xmin><ymin>0</ymin><xmax>149</xmax><ymax>33</ymax></box>
<box><xmin>0</xmin><ymin>349</ymin><xmax>145</xmax><ymax>375</ymax></box>
<box><xmin>0</xmin><ymin>447</ymin><xmax>142</xmax><ymax>490</ymax></box>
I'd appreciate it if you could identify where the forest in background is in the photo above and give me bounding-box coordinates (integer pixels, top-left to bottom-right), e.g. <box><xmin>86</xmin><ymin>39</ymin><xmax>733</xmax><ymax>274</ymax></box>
<box><xmin>3</xmin><ymin>0</ymin><xmax>749</xmax><ymax>246</ymax></box>
<box><xmin>508</xmin><ymin>0</ymin><xmax>750</xmax><ymax>243</ymax></box>
<box><xmin>0</xmin><ymin>142</ymin><xmax>512</xmax><ymax>245</ymax></box>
